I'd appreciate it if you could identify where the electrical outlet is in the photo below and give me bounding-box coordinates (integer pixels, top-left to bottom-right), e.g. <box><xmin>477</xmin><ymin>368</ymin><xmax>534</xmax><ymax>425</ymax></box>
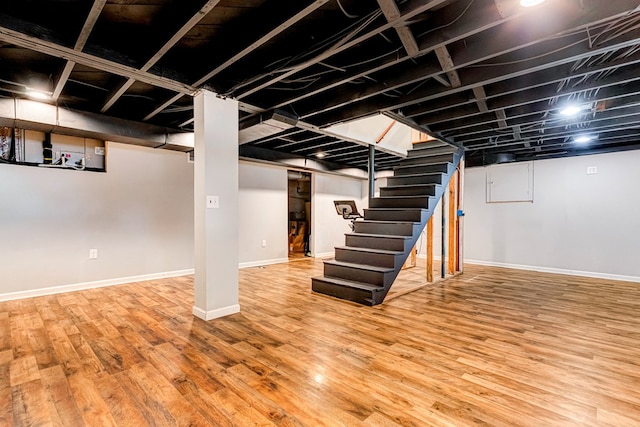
<box><xmin>89</xmin><ymin>249</ymin><xmax>98</xmax><ymax>259</ymax></box>
<box><xmin>261</xmin><ymin>240</ymin><xmax>267</xmax><ymax>247</ymax></box>
<box><xmin>95</xmin><ymin>146</ymin><xmax>105</xmax><ymax>156</ymax></box>
<box><xmin>586</xmin><ymin>166</ymin><xmax>597</xmax><ymax>175</ymax></box>
<box><xmin>60</xmin><ymin>151</ymin><xmax>85</xmax><ymax>166</ymax></box>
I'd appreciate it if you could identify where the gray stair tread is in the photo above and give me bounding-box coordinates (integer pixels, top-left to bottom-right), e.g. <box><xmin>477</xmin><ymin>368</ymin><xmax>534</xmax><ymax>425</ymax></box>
<box><xmin>346</xmin><ymin>232</ymin><xmax>411</xmax><ymax>239</ymax></box>
<box><xmin>409</xmin><ymin>147</ymin><xmax>458</xmax><ymax>158</ymax></box>
<box><xmin>409</xmin><ymin>150</ymin><xmax>458</xmax><ymax>158</ymax></box>
<box><xmin>312</xmin><ymin>276</ymin><xmax>384</xmax><ymax>291</ymax></box>
<box><xmin>389</xmin><ymin>172</ymin><xmax>443</xmax><ymax>179</ymax></box>
<box><xmin>411</xmin><ymin>141</ymin><xmax>449</xmax><ymax>149</ymax></box>
<box><xmin>335</xmin><ymin>246</ymin><xmax>404</xmax><ymax>255</ymax></box>
<box><xmin>373</xmin><ymin>195</ymin><xmax>433</xmax><ymax>200</ymax></box>
<box><xmin>323</xmin><ymin>259</ymin><xmax>395</xmax><ymax>273</ymax></box>
<box><xmin>383</xmin><ymin>183</ymin><xmax>439</xmax><ymax>190</ymax></box>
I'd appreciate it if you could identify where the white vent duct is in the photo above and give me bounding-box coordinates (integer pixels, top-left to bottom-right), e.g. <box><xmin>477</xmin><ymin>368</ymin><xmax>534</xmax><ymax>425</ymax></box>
<box><xmin>0</xmin><ymin>98</ymin><xmax>194</xmax><ymax>151</ymax></box>
<box><xmin>239</xmin><ymin>110</ymin><xmax>298</xmax><ymax>144</ymax></box>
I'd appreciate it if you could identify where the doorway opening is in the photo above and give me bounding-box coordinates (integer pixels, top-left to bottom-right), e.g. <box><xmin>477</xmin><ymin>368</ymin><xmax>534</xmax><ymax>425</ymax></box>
<box><xmin>287</xmin><ymin>170</ymin><xmax>311</xmax><ymax>260</ymax></box>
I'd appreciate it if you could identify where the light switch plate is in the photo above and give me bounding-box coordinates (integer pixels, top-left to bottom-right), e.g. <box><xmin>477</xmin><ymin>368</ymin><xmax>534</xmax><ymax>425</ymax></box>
<box><xmin>207</xmin><ymin>195</ymin><xmax>219</xmax><ymax>209</ymax></box>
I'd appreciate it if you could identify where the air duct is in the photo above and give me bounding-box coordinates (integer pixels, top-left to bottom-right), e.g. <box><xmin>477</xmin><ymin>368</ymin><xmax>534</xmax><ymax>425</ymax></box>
<box><xmin>239</xmin><ymin>109</ymin><xmax>298</xmax><ymax>144</ymax></box>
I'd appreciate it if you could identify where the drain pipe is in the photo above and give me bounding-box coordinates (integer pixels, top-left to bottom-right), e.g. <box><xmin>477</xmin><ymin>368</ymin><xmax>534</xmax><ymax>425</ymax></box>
<box><xmin>368</xmin><ymin>145</ymin><xmax>375</xmax><ymax>201</ymax></box>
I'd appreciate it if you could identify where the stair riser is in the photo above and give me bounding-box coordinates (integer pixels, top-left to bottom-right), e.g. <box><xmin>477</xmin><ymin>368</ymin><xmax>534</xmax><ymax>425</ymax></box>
<box><xmin>407</xmin><ymin>146</ymin><xmax>458</xmax><ymax>158</ymax></box>
<box><xmin>394</xmin><ymin>163</ymin><xmax>453</xmax><ymax>176</ymax></box>
<box><xmin>369</xmin><ymin>197</ymin><xmax>431</xmax><ymax>209</ymax></box>
<box><xmin>399</xmin><ymin>153</ymin><xmax>456</xmax><ymax>166</ymax></box>
<box><xmin>335</xmin><ymin>248</ymin><xmax>400</xmax><ymax>269</ymax></box>
<box><xmin>311</xmin><ymin>279</ymin><xmax>376</xmax><ymax>306</ymax></box>
<box><xmin>386</xmin><ymin>174</ymin><xmax>443</xmax><ymax>186</ymax></box>
<box><xmin>354</xmin><ymin>222</ymin><xmax>417</xmax><ymax>236</ymax></box>
<box><xmin>380</xmin><ymin>186</ymin><xmax>437</xmax><ymax>197</ymax></box>
<box><xmin>324</xmin><ymin>264</ymin><xmax>391</xmax><ymax>287</ymax></box>
<box><xmin>345</xmin><ymin>235</ymin><xmax>410</xmax><ymax>252</ymax></box>
<box><xmin>411</xmin><ymin>141</ymin><xmax>449</xmax><ymax>150</ymax></box>
<box><xmin>364</xmin><ymin>209</ymin><xmax>426</xmax><ymax>222</ymax></box>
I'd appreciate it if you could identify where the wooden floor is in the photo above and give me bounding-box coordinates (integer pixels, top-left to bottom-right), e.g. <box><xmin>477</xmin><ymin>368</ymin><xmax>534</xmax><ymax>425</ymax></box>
<box><xmin>2</xmin><ymin>259</ymin><xmax>640</xmax><ymax>426</ymax></box>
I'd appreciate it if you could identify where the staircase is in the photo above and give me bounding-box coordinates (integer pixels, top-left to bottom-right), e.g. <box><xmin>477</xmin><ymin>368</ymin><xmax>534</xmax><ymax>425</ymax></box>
<box><xmin>311</xmin><ymin>141</ymin><xmax>463</xmax><ymax>306</ymax></box>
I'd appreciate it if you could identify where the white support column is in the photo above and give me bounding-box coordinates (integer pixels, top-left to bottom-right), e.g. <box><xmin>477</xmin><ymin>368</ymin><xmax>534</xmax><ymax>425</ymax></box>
<box><xmin>193</xmin><ymin>90</ymin><xmax>240</xmax><ymax>320</ymax></box>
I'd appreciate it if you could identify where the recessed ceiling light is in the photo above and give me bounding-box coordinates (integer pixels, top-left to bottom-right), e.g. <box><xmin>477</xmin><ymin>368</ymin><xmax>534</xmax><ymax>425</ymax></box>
<box><xmin>520</xmin><ymin>0</ymin><xmax>545</xmax><ymax>7</ymax></box>
<box><xmin>315</xmin><ymin>152</ymin><xmax>326</xmax><ymax>159</ymax></box>
<box><xmin>574</xmin><ymin>135</ymin><xmax>593</xmax><ymax>144</ymax></box>
<box><xmin>26</xmin><ymin>89</ymin><xmax>51</xmax><ymax>100</ymax></box>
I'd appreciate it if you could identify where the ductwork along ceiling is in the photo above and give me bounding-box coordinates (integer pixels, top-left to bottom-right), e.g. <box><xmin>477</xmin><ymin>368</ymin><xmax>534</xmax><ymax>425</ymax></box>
<box><xmin>1</xmin><ymin>0</ymin><xmax>640</xmax><ymax>169</ymax></box>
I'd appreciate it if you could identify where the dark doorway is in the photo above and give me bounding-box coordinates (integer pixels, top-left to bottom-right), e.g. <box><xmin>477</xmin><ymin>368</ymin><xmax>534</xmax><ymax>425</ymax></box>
<box><xmin>287</xmin><ymin>170</ymin><xmax>311</xmax><ymax>259</ymax></box>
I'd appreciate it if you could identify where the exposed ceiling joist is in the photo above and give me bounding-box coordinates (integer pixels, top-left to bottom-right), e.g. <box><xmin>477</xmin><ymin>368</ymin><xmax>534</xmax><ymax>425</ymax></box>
<box><xmin>376</xmin><ymin>0</ymin><xmax>419</xmax><ymax>57</ymax></box>
<box><xmin>233</xmin><ymin>0</ymin><xmax>449</xmax><ymax>100</ymax></box>
<box><xmin>424</xmin><ymin>61</ymin><xmax>640</xmax><ymax>132</ymax></box>
<box><xmin>52</xmin><ymin>0</ymin><xmax>107</xmax><ymax>101</ymax></box>
<box><xmin>472</xmin><ymin>86</ymin><xmax>489</xmax><ymax>112</ymax></box>
<box><xmin>265</xmin><ymin>0</ymin><xmax>523</xmax><ymax>112</ymax></box>
<box><xmin>298</xmin><ymin>1</ymin><xmax>638</xmax><ymax>123</ymax></box>
<box><xmin>434</xmin><ymin>45</ymin><xmax>462</xmax><ymax>88</ymax></box>
<box><xmin>101</xmin><ymin>0</ymin><xmax>222</xmax><ymax>112</ymax></box>
<box><xmin>2</xmin><ymin>0</ymin><xmax>640</xmax><ymax>169</ymax></box>
<box><xmin>0</xmin><ymin>16</ymin><xmax>196</xmax><ymax>95</ymax></box>
<box><xmin>311</xmin><ymin>25</ymin><xmax>640</xmax><ymax>126</ymax></box>
<box><xmin>495</xmin><ymin>109</ymin><xmax>508</xmax><ymax>129</ymax></box>
<box><xmin>143</xmin><ymin>0</ymin><xmax>330</xmax><ymax>121</ymax></box>
<box><xmin>411</xmin><ymin>59</ymin><xmax>640</xmax><ymax>124</ymax></box>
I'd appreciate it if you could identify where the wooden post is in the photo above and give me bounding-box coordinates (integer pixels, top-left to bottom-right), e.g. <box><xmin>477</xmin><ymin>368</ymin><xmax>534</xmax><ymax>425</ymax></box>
<box><xmin>448</xmin><ymin>172</ymin><xmax>457</xmax><ymax>275</ymax></box>
<box><xmin>455</xmin><ymin>166</ymin><xmax>462</xmax><ymax>272</ymax></box>
<box><xmin>426</xmin><ymin>216</ymin><xmax>433</xmax><ymax>282</ymax></box>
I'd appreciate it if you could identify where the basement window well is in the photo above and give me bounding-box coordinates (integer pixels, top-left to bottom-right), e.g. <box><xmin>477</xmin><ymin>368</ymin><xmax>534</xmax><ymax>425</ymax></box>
<box><xmin>0</xmin><ymin>127</ymin><xmax>106</xmax><ymax>172</ymax></box>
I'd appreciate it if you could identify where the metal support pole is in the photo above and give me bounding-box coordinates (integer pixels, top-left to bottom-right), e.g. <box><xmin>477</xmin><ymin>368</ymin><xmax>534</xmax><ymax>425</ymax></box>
<box><xmin>368</xmin><ymin>144</ymin><xmax>375</xmax><ymax>201</ymax></box>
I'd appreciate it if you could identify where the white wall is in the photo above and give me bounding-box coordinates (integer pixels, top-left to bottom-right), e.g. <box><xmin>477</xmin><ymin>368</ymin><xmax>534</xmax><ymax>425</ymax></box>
<box><xmin>414</xmin><ymin>198</ymin><xmax>444</xmax><ymax>260</ymax></box>
<box><xmin>464</xmin><ymin>150</ymin><xmax>640</xmax><ymax>281</ymax></box>
<box><xmin>0</xmin><ymin>142</ymin><xmax>194</xmax><ymax>296</ymax></box>
<box><xmin>1</xmin><ymin>139</ymin><xmax>369</xmax><ymax>298</ymax></box>
<box><xmin>238</xmin><ymin>161</ymin><xmax>288</xmax><ymax>267</ymax></box>
<box><xmin>312</xmin><ymin>173</ymin><xmax>365</xmax><ymax>257</ymax></box>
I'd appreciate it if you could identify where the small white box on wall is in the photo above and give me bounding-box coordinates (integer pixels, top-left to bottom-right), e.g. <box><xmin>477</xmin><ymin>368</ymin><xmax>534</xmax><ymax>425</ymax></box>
<box><xmin>486</xmin><ymin>161</ymin><xmax>534</xmax><ymax>203</ymax></box>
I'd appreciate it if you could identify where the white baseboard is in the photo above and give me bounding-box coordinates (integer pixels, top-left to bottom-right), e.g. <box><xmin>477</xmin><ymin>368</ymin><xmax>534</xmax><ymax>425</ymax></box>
<box><xmin>313</xmin><ymin>251</ymin><xmax>335</xmax><ymax>259</ymax></box>
<box><xmin>465</xmin><ymin>259</ymin><xmax>640</xmax><ymax>283</ymax></box>
<box><xmin>239</xmin><ymin>258</ymin><xmax>289</xmax><ymax>269</ymax></box>
<box><xmin>0</xmin><ymin>269</ymin><xmax>195</xmax><ymax>302</ymax></box>
<box><xmin>192</xmin><ymin>304</ymin><xmax>240</xmax><ymax>321</ymax></box>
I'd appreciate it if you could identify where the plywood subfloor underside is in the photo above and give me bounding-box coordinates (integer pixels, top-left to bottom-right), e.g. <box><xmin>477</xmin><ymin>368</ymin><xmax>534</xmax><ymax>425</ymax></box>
<box><xmin>1</xmin><ymin>260</ymin><xmax>639</xmax><ymax>426</ymax></box>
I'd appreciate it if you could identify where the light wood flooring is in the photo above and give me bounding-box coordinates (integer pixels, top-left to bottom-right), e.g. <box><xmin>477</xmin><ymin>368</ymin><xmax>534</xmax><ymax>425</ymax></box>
<box><xmin>2</xmin><ymin>259</ymin><xmax>640</xmax><ymax>426</ymax></box>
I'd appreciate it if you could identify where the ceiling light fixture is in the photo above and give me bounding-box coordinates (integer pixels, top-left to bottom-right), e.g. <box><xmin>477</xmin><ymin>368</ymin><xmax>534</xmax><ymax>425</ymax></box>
<box><xmin>315</xmin><ymin>152</ymin><xmax>326</xmax><ymax>159</ymax></box>
<box><xmin>574</xmin><ymin>135</ymin><xmax>593</xmax><ymax>144</ymax></box>
<box><xmin>520</xmin><ymin>0</ymin><xmax>545</xmax><ymax>7</ymax></box>
<box><xmin>26</xmin><ymin>89</ymin><xmax>52</xmax><ymax>101</ymax></box>
<box><xmin>560</xmin><ymin>105</ymin><xmax>583</xmax><ymax>116</ymax></box>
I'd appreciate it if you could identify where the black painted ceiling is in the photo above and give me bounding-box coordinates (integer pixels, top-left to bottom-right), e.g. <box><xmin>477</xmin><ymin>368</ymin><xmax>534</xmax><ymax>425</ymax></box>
<box><xmin>1</xmin><ymin>0</ymin><xmax>640</xmax><ymax>169</ymax></box>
